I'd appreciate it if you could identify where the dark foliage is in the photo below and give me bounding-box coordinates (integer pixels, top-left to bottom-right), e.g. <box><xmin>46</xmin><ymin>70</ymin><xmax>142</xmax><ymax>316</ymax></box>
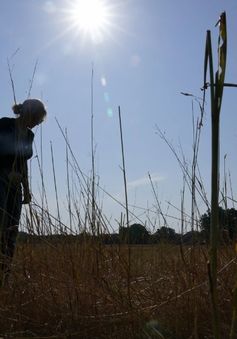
<box><xmin>200</xmin><ymin>206</ymin><xmax>237</xmax><ymax>242</ymax></box>
<box><xmin>119</xmin><ymin>223</ymin><xmax>150</xmax><ymax>244</ymax></box>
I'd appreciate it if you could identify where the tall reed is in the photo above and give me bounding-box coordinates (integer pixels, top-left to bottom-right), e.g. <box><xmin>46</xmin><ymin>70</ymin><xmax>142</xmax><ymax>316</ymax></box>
<box><xmin>203</xmin><ymin>12</ymin><xmax>227</xmax><ymax>339</ymax></box>
<box><xmin>118</xmin><ymin>106</ymin><xmax>131</xmax><ymax>306</ymax></box>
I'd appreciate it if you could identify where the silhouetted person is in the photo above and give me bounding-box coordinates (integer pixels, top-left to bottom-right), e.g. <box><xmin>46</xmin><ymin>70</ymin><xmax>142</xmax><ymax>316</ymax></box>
<box><xmin>0</xmin><ymin>99</ymin><xmax>47</xmax><ymax>285</ymax></box>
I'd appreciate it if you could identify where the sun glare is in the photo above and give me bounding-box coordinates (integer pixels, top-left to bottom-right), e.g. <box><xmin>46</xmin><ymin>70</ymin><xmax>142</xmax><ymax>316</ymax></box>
<box><xmin>66</xmin><ymin>0</ymin><xmax>112</xmax><ymax>43</ymax></box>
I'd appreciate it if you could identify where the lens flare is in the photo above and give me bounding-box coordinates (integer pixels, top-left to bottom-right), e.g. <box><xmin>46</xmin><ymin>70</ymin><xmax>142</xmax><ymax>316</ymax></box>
<box><xmin>65</xmin><ymin>0</ymin><xmax>112</xmax><ymax>43</ymax></box>
<box><xmin>107</xmin><ymin>108</ymin><xmax>113</xmax><ymax>118</ymax></box>
<box><xmin>101</xmin><ymin>76</ymin><xmax>107</xmax><ymax>86</ymax></box>
<box><xmin>104</xmin><ymin>92</ymin><xmax>110</xmax><ymax>103</ymax></box>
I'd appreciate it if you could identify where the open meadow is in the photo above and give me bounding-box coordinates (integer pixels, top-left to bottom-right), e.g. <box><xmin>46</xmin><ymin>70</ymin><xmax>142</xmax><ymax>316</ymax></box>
<box><xmin>0</xmin><ymin>239</ymin><xmax>236</xmax><ymax>338</ymax></box>
<box><xmin>0</xmin><ymin>2</ymin><xmax>237</xmax><ymax>339</ymax></box>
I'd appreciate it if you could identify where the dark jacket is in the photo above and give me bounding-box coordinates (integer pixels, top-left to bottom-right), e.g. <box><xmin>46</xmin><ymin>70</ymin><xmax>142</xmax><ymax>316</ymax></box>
<box><xmin>0</xmin><ymin>117</ymin><xmax>34</xmax><ymax>174</ymax></box>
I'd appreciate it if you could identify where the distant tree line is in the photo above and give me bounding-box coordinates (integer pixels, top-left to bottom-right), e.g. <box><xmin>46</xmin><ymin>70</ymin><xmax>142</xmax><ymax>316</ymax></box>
<box><xmin>103</xmin><ymin>206</ymin><xmax>237</xmax><ymax>245</ymax></box>
<box><xmin>102</xmin><ymin>225</ymin><xmax>198</xmax><ymax>245</ymax></box>
<box><xmin>200</xmin><ymin>206</ymin><xmax>237</xmax><ymax>242</ymax></box>
<box><xmin>18</xmin><ymin>206</ymin><xmax>237</xmax><ymax>245</ymax></box>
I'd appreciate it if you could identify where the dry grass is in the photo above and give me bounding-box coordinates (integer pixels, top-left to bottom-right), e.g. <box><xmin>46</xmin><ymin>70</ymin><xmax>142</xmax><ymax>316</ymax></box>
<box><xmin>0</xmin><ymin>239</ymin><xmax>236</xmax><ymax>338</ymax></box>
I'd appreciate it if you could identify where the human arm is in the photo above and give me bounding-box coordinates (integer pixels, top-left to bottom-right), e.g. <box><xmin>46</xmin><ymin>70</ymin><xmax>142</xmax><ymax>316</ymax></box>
<box><xmin>21</xmin><ymin>161</ymin><xmax>31</xmax><ymax>204</ymax></box>
<box><xmin>21</xmin><ymin>129</ymin><xmax>34</xmax><ymax>204</ymax></box>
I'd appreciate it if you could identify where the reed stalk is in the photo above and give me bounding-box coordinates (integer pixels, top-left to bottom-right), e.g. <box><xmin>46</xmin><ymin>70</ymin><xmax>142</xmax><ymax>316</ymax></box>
<box><xmin>7</xmin><ymin>58</ymin><xmax>17</xmax><ymax>105</ymax></box>
<box><xmin>230</xmin><ymin>271</ymin><xmax>237</xmax><ymax>339</ymax></box>
<box><xmin>65</xmin><ymin>128</ymin><xmax>72</xmax><ymax>232</ymax></box>
<box><xmin>203</xmin><ymin>12</ymin><xmax>227</xmax><ymax>339</ymax></box>
<box><xmin>90</xmin><ymin>65</ymin><xmax>96</xmax><ymax>236</ymax></box>
<box><xmin>27</xmin><ymin>59</ymin><xmax>38</xmax><ymax>99</ymax></box>
<box><xmin>148</xmin><ymin>172</ymin><xmax>167</xmax><ymax>227</ymax></box>
<box><xmin>50</xmin><ymin>141</ymin><xmax>62</xmax><ymax>232</ymax></box>
<box><xmin>118</xmin><ymin>106</ymin><xmax>131</xmax><ymax>305</ymax></box>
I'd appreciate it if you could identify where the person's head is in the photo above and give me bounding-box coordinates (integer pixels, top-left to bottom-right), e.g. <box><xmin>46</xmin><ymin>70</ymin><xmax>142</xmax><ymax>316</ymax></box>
<box><xmin>12</xmin><ymin>99</ymin><xmax>47</xmax><ymax>129</ymax></box>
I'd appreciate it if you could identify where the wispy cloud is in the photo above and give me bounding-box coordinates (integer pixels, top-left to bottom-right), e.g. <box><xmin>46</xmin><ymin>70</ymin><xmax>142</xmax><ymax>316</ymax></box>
<box><xmin>128</xmin><ymin>173</ymin><xmax>165</xmax><ymax>189</ymax></box>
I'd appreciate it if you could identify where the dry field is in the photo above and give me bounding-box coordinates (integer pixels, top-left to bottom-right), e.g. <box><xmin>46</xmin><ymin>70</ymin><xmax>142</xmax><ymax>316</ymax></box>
<box><xmin>0</xmin><ymin>239</ymin><xmax>236</xmax><ymax>338</ymax></box>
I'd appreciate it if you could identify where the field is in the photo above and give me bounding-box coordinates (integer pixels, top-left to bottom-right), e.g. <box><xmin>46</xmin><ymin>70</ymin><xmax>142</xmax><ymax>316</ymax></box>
<box><xmin>0</xmin><ymin>11</ymin><xmax>233</xmax><ymax>339</ymax></box>
<box><xmin>0</xmin><ymin>239</ymin><xmax>236</xmax><ymax>338</ymax></box>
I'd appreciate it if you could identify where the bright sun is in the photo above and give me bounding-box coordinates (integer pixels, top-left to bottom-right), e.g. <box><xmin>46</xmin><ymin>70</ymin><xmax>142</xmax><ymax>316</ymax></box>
<box><xmin>66</xmin><ymin>0</ymin><xmax>112</xmax><ymax>43</ymax></box>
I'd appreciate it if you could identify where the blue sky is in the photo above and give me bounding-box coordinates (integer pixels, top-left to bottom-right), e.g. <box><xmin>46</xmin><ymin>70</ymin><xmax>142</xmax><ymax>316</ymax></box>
<box><xmin>0</xmin><ymin>1</ymin><xmax>237</xmax><ymax>232</ymax></box>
